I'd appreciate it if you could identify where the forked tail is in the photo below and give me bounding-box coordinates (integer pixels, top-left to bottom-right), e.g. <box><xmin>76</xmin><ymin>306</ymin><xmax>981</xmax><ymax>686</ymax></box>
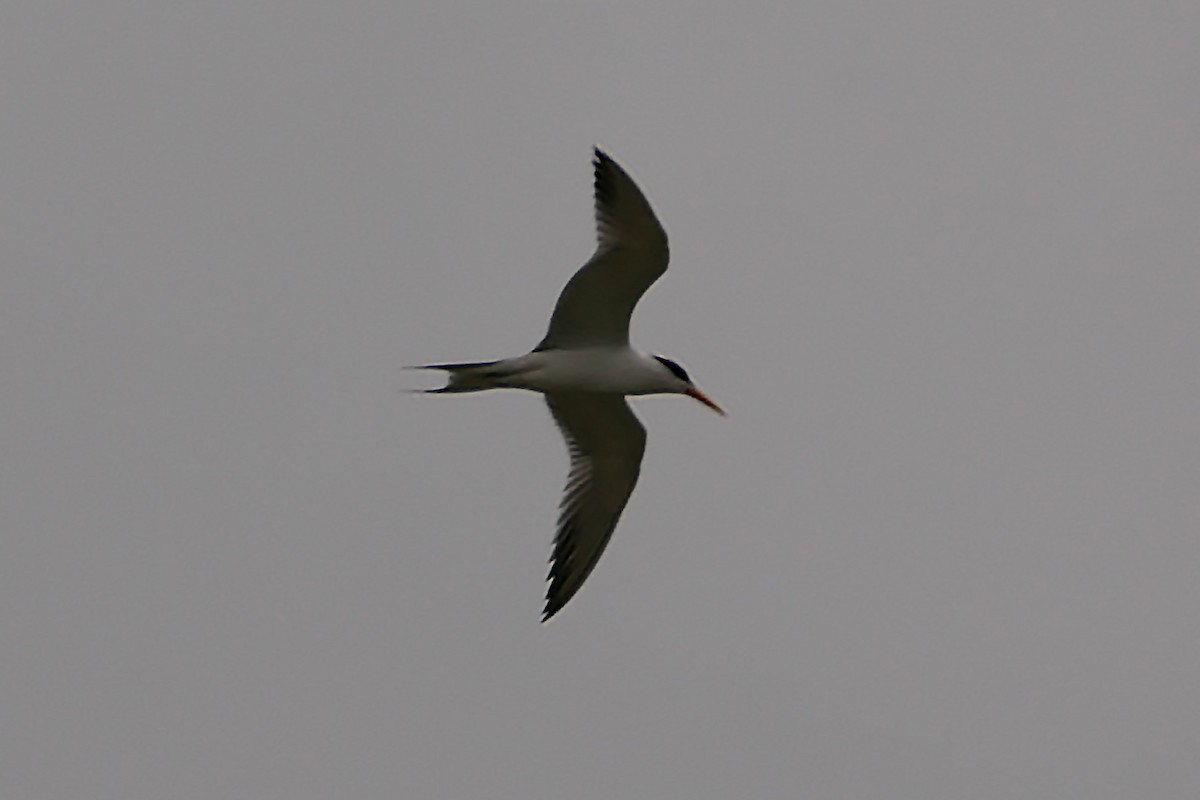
<box><xmin>409</xmin><ymin>360</ymin><xmax>504</xmax><ymax>393</ymax></box>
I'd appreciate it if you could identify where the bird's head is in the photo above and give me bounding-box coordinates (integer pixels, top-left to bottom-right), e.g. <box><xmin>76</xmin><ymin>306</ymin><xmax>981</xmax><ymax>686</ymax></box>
<box><xmin>653</xmin><ymin>355</ymin><xmax>725</xmax><ymax>415</ymax></box>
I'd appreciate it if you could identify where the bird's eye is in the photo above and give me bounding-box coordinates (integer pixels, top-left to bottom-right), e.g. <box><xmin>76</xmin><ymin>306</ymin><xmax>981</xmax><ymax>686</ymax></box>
<box><xmin>653</xmin><ymin>356</ymin><xmax>690</xmax><ymax>382</ymax></box>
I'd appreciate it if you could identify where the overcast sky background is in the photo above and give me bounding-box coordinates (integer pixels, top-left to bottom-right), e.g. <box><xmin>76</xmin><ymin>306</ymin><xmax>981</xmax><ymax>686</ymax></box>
<box><xmin>3</xmin><ymin>2</ymin><xmax>1198</xmax><ymax>798</ymax></box>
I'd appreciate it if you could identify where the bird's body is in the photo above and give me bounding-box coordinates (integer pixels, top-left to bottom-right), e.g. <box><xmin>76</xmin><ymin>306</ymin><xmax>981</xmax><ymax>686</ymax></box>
<box><xmin>418</xmin><ymin>149</ymin><xmax>722</xmax><ymax>621</ymax></box>
<box><xmin>427</xmin><ymin>348</ymin><xmax>684</xmax><ymax>395</ymax></box>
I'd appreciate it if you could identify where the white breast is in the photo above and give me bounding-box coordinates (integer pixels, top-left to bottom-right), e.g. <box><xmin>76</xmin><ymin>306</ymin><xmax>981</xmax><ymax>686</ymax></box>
<box><xmin>501</xmin><ymin>348</ymin><xmax>669</xmax><ymax>395</ymax></box>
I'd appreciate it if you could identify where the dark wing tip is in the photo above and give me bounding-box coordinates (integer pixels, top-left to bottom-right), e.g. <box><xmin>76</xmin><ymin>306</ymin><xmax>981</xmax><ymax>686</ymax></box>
<box><xmin>542</xmin><ymin>587</ymin><xmax>575</xmax><ymax>622</ymax></box>
<box><xmin>588</xmin><ymin>147</ymin><xmax>667</xmax><ymax>255</ymax></box>
<box><xmin>541</xmin><ymin>532</ymin><xmax>578</xmax><ymax>622</ymax></box>
<box><xmin>542</xmin><ymin>589</ymin><xmax>566</xmax><ymax>623</ymax></box>
<box><xmin>593</xmin><ymin>149</ymin><xmax>616</xmax><ymax>213</ymax></box>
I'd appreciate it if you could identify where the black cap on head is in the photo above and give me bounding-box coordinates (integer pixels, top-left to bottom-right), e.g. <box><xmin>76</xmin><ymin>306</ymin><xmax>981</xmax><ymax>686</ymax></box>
<box><xmin>653</xmin><ymin>355</ymin><xmax>691</xmax><ymax>383</ymax></box>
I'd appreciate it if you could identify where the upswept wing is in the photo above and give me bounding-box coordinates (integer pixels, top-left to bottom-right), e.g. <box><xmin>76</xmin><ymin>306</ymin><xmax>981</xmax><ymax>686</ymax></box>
<box><xmin>542</xmin><ymin>393</ymin><xmax>647</xmax><ymax>621</ymax></box>
<box><xmin>535</xmin><ymin>149</ymin><xmax>670</xmax><ymax>351</ymax></box>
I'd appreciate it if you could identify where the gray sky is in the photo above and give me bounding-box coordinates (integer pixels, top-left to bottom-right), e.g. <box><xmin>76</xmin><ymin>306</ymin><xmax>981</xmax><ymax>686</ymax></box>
<box><xmin>3</xmin><ymin>2</ymin><xmax>1198</xmax><ymax>798</ymax></box>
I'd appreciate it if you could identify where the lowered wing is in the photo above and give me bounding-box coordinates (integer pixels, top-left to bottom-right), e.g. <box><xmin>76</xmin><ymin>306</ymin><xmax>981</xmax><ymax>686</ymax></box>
<box><xmin>542</xmin><ymin>392</ymin><xmax>647</xmax><ymax>621</ymax></box>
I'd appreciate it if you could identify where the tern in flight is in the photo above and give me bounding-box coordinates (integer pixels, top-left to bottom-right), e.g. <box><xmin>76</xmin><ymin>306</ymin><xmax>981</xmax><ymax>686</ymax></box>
<box><xmin>416</xmin><ymin>148</ymin><xmax>724</xmax><ymax>621</ymax></box>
